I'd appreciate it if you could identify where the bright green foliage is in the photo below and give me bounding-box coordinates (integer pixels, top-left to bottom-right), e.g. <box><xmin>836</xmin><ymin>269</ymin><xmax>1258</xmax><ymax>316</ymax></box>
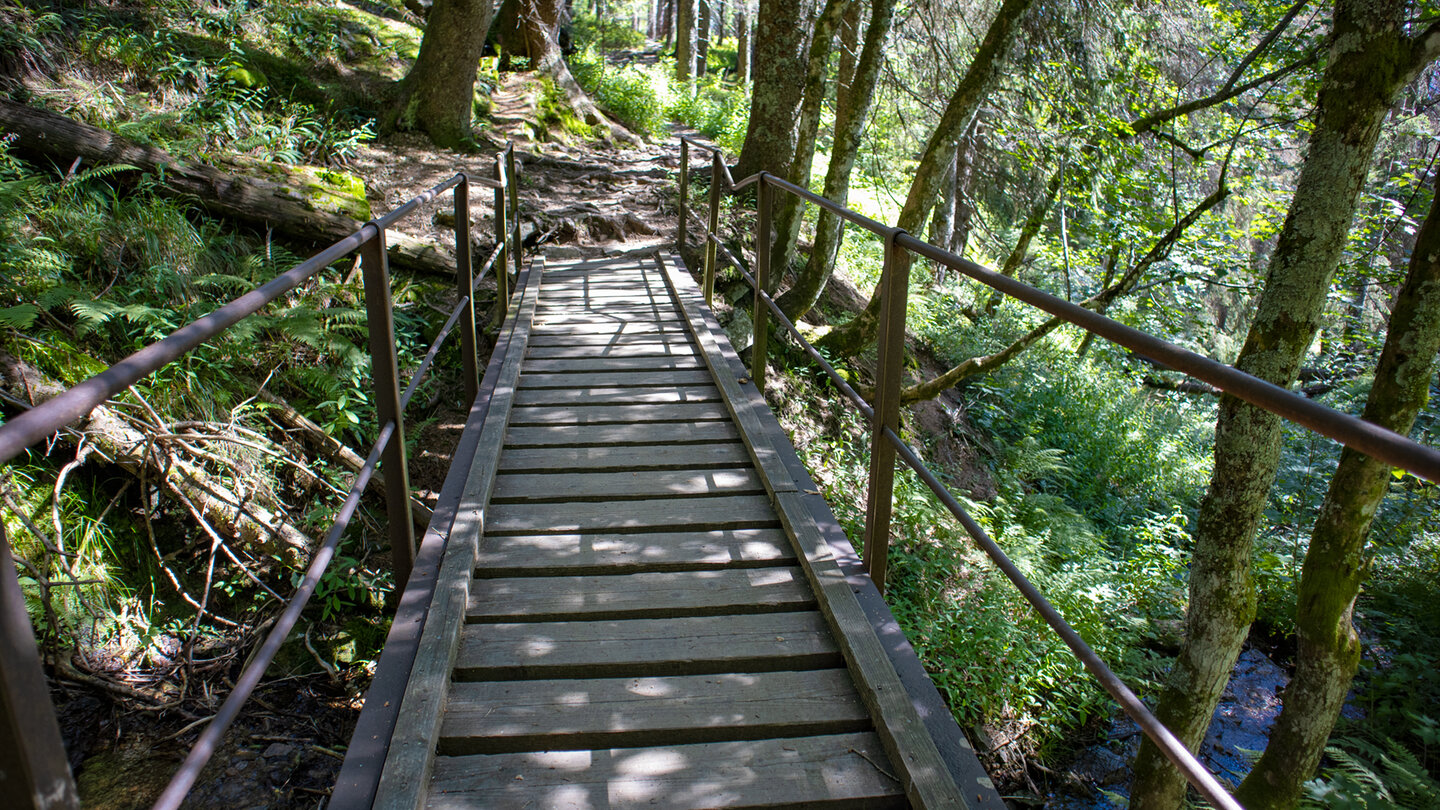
<box><xmin>569</xmin><ymin>46</ymin><xmax>747</xmax><ymax>148</ymax></box>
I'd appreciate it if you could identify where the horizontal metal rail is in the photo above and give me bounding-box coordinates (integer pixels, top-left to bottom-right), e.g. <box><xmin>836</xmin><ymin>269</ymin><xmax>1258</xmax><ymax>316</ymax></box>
<box><xmin>0</xmin><ymin>145</ymin><xmax>522</xmax><ymax>810</ymax></box>
<box><xmin>674</xmin><ymin>132</ymin><xmax>1436</xmax><ymax>809</ymax></box>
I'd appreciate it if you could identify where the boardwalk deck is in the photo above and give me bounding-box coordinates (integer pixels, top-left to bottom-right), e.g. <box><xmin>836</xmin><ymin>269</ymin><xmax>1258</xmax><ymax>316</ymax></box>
<box><xmin>362</xmin><ymin>253</ymin><xmax>1001</xmax><ymax>809</ymax></box>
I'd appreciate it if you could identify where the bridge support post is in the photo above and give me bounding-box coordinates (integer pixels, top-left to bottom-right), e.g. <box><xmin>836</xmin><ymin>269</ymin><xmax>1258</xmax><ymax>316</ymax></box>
<box><xmin>0</xmin><ymin>526</ymin><xmax>80</xmax><ymax>810</ymax></box>
<box><xmin>506</xmin><ymin>148</ymin><xmax>522</xmax><ymax>283</ymax></box>
<box><xmin>456</xmin><ymin>176</ymin><xmax>478</xmax><ymax>405</ymax></box>
<box><xmin>863</xmin><ymin>233</ymin><xmax>911</xmax><ymax>593</ymax></box>
<box><xmin>494</xmin><ymin>160</ymin><xmax>509</xmax><ymax>321</ymax></box>
<box><xmin>704</xmin><ymin>152</ymin><xmax>722</xmax><ymax>307</ymax></box>
<box><xmin>751</xmin><ymin>175</ymin><xmax>772</xmax><ymax>392</ymax></box>
<box><xmin>361</xmin><ymin>228</ymin><xmax>417</xmax><ymax>590</ymax></box>
<box><xmin>678</xmin><ymin>139</ymin><xmax>690</xmax><ymax>256</ymax></box>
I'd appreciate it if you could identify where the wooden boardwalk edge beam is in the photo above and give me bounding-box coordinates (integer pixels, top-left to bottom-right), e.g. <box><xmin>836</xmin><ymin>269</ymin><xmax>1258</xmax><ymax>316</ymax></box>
<box><xmin>657</xmin><ymin>252</ymin><xmax>1005</xmax><ymax>809</ymax></box>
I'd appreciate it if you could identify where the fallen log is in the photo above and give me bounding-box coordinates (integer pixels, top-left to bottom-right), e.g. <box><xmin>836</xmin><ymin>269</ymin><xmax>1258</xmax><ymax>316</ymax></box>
<box><xmin>0</xmin><ymin>99</ymin><xmax>460</xmax><ymax>278</ymax></box>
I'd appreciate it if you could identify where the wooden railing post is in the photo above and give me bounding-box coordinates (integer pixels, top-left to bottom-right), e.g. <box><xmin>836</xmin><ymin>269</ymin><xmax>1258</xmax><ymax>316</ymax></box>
<box><xmin>0</xmin><ymin>527</ymin><xmax>80</xmax><ymax>810</ymax></box>
<box><xmin>751</xmin><ymin>174</ymin><xmax>772</xmax><ymax>392</ymax></box>
<box><xmin>360</xmin><ymin>227</ymin><xmax>416</xmax><ymax>590</ymax></box>
<box><xmin>704</xmin><ymin>151</ymin><xmax>722</xmax><ymax>307</ymax></box>
<box><xmin>506</xmin><ymin>148</ymin><xmax>522</xmax><ymax>284</ymax></box>
<box><xmin>863</xmin><ymin>232</ymin><xmax>912</xmax><ymax>593</ymax></box>
<box><xmin>678</xmin><ymin>139</ymin><xmax>690</xmax><ymax>255</ymax></box>
<box><xmin>455</xmin><ymin>175</ymin><xmax>478</xmax><ymax>405</ymax></box>
<box><xmin>494</xmin><ymin>159</ymin><xmax>509</xmax><ymax>321</ymax></box>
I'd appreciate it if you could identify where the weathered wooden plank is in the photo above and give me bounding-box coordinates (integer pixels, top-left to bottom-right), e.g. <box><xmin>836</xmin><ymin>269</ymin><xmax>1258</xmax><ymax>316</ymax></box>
<box><xmin>518</xmin><ymin>369</ymin><xmax>717</xmax><ymax>388</ymax></box>
<box><xmin>525</xmin><ymin>343</ymin><xmax>699</xmax><ymax>359</ymax></box>
<box><xmin>454</xmin><ymin>612</ymin><xmax>839</xmax><ymax>680</ymax></box>
<box><xmin>473</xmin><ymin>527</ymin><xmax>793</xmax><ymax>574</ymax></box>
<box><xmin>521</xmin><ymin>356</ymin><xmax>706</xmax><ymax>373</ymax></box>
<box><xmin>491</xmin><ymin>468</ymin><xmax>765</xmax><ymax>502</ymax></box>
<box><xmin>497</xmin><ymin>442</ymin><xmax>748</xmax><ymax>471</ymax></box>
<box><xmin>514</xmin><ymin>385</ymin><xmax>720</xmax><ymax>406</ymax></box>
<box><xmin>467</xmin><ymin>566</ymin><xmax>813</xmax><ymax>621</ymax></box>
<box><xmin>530</xmin><ymin>321</ymin><xmax>690</xmax><ymax>336</ymax></box>
<box><xmin>485</xmin><ymin>494</ymin><xmax>778</xmax><ymax>534</ymax></box>
<box><xmin>508</xmin><ymin>402</ymin><xmax>729</xmax><ymax>425</ymax></box>
<box><xmin>525</xmin><ymin>332</ymin><xmax>696</xmax><ymax>347</ymax></box>
<box><xmin>505</xmin><ymin>422</ymin><xmax>740</xmax><ymax>447</ymax></box>
<box><xmin>426</xmin><ymin>733</ymin><xmax>907</xmax><ymax>810</ymax></box>
<box><xmin>438</xmin><ymin>670</ymin><xmax>870</xmax><ymax>755</ymax></box>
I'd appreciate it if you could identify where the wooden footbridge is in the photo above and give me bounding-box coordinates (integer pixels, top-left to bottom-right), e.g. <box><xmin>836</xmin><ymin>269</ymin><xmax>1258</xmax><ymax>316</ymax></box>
<box><xmin>339</xmin><ymin>250</ymin><xmax>999</xmax><ymax>808</ymax></box>
<box><xmin>6</xmin><ymin>140</ymin><xmax>1435</xmax><ymax>810</ymax></box>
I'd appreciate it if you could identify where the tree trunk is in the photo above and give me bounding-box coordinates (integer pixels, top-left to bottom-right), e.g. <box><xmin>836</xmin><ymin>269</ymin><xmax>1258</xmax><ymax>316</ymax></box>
<box><xmin>1232</xmin><ymin>167</ymin><xmax>1440</xmax><ymax>810</ymax></box>
<box><xmin>518</xmin><ymin>0</ymin><xmax>640</xmax><ymax>143</ymax></box>
<box><xmin>1129</xmin><ymin>4</ymin><xmax>1440</xmax><ymax>808</ymax></box>
<box><xmin>815</xmin><ymin>0</ymin><xmax>1036</xmax><ymax>355</ymax></box>
<box><xmin>833</xmin><ymin>0</ymin><xmax>862</xmax><ymax>127</ymax></box>
<box><xmin>772</xmin><ymin>0</ymin><xmax>895</xmax><ymax>322</ymax></box>
<box><xmin>735</xmin><ymin>1</ymin><xmax>750</xmax><ymax>83</ymax></box>
<box><xmin>733</xmin><ymin>0</ymin><xmax>812</xmax><ymax>179</ymax></box>
<box><xmin>390</xmin><ymin>0</ymin><xmax>499</xmax><ymax>149</ymax></box>
<box><xmin>0</xmin><ymin>100</ymin><xmax>461</xmax><ymax>279</ymax></box>
<box><xmin>772</xmin><ymin>0</ymin><xmax>853</xmax><ymax>284</ymax></box>
<box><xmin>675</xmin><ymin>0</ymin><xmax>695</xmax><ymax>80</ymax></box>
<box><xmin>696</xmin><ymin>0</ymin><xmax>711</xmax><ymax>76</ymax></box>
<box><xmin>952</xmin><ymin>123</ymin><xmax>978</xmax><ymax>257</ymax></box>
<box><xmin>927</xmin><ymin>141</ymin><xmax>958</xmax><ymax>283</ymax></box>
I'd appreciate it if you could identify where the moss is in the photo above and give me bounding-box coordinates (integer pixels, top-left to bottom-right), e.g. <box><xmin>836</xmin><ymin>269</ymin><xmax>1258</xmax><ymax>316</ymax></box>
<box><xmin>534</xmin><ymin>77</ymin><xmax>595</xmax><ymax>143</ymax></box>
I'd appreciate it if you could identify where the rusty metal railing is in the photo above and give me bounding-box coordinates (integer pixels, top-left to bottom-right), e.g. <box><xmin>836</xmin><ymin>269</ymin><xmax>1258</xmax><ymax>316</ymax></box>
<box><xmin>0</xmin><ymin>146</ymin><xmax>522</xmax><ymax>809</ymax></box>
<box><xmin>676</xmin><ymin>134</ymin><xmax>1440</xmax><ymax>810</ymax></box>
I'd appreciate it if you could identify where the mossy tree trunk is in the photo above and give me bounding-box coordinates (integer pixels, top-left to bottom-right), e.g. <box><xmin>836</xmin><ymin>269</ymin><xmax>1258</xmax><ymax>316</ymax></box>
<box><xmin>515</xmin><ymin>0</ymin><xmax>640</xmax><ymax>143</ymax></box>
<box><xmin>675</xmin><ymin>0</ymin><xmax>695</xmax><ymax>80</ymax></box>
<box><xmin>1129</xmin><ymin>3</ymin><xmax>1440</xmax><ymax>808</ymax></box>
<box><xmin>390</xmin><ymin>0</ymin><xmax>499</xmax><ymax>150</ymax></box>
<box><xmin>814</xmin><ymin>0</ymin><xmax>1035</xmax><ymax>354</ymax></box>
<box><xmin>772</xmin><ymin>0</ymin><xmax>895</xmax><ymax>322</ymax></box>
<box><xmin>733</xmin><ymin>0</ymin><xmax>812</xmax><ymax>180</ymax></box>
<box><xmin>1232</xmin><ymin>168</ymin><xmax>1440</xmax><ymax>810</ymax></box>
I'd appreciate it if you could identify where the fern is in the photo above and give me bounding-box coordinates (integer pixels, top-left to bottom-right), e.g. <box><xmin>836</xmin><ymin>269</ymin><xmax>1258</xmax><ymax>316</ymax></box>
<box><xmin>1305</xmin><ymin>737</ymin><xmax>1440</xmax><ymax>809</ymax></box>
<box><xmin>0</xmin><ymin>304</ymin><xmax>39</xmax><ymax>329</ymax></box>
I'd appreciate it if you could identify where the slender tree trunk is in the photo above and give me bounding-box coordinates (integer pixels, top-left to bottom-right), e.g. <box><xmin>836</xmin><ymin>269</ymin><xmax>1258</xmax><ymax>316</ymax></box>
<box><xmin>773</xmin><ymin>0</ymin><xmax>895</xmax><ymax>321</ymax></box>
<box><xmin>815</xmin><ymin>0</ymin><xmax>1036</xmax><ymax>354</ymax></box>
<box><xmin>733</xmin><ymin>0</ymin><xmax>812</xmax><ymax>179</ymax></box>
<box><xmin>675</xmin><ymin>0</ymin><xmax>695</xmax><ymax>80</ymax></box>
<box><xmin>389</xmin><ymin>0</ymin><xmax>499</xmax><ymax>149</ymax></box>
<box><xmin>952</xmin><ymin>124</ymin><xmax>978</xmax><ymax>257</ymax></box>
<box><xmin>1233</xmin><ymin>177</ymin><xmax>1440</xmax><ymax>810</ymax></box>
<box><xmin>772</xmin><ymin>0</ymin><xmax>852</xmax><ymax>285</ymax></box>
<box><xmin>696</xmin><ymin>0</ymin><xmax>711</xmax><ymax>76</ymax></box>
<box><xmin>735</xmin><ymin>1</ymin><xmax>750</xmax><ymax>83</ymax></box>
<box><xmin>833</xmin><ymin>0</ymin><xmax>862</xmax><ymax>127</ymax></box>
<box><xmin>927</xmin><ymin>141</ymin><xmax>958</xmax><ymax>283</ymax></box>
<box><xmin>1129</xmin><ymin>4</ymin><xmax>1440</xmax><ymax>807</ymax></box>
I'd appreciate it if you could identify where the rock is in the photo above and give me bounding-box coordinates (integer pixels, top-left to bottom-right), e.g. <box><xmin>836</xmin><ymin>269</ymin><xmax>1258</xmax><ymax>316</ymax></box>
<box><xmin>723</xmin><ymin>307</ymin><xmax>753</xmax><ymax>353</ymax></box>
<box><xmin>262</xmin><ymin>742</ymin><xmax>296</xmax><ymax>759</ymax></box>
<box><xmin>1071</xmin><ymin>747</ymin><xmax>1128</xmax><ymax>786</ymax></box>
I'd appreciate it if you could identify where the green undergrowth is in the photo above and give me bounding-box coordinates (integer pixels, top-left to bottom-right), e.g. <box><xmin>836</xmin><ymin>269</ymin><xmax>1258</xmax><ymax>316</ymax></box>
<box><xmin>568</xmin><ymin>45</ymin><xmax>748</xmax><ymax>149</ymax></box>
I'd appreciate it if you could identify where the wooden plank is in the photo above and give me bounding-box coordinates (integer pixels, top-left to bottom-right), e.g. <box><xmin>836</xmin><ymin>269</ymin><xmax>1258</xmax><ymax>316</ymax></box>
<box><xmin>438</xmin><ymin>670</ymin><xmax>870</xmax><ymax>754</ymax></box>
<box><xmin>506</xmin><ymin>422</ymin><xmax>739</xmax><ymax>447</ymax></box>
<box><xmin>507</xmin><ymin>402</ymin><xmax>730</xmax><ymax>425</ymax></box>
<box><xmin>426</xmin><ymin>733</ymin><xmax>907</xmax><ymax>810</ymax></box>
<box><xmin>525</xmin><ymin>343</ymin><xmax>699</xmax><ymax>359</ymax></box>
<box><xmin>530</xmin><ymin>321</ymin><xmax>690</xmax><ymax>336</ymax></box>
<box><xmin>372</xmin><ymin>255</ymin><xmax>546</xmax><ymax>808</ymax></box>
<box><xmin>525</xmin><ymin>332</ymin><xmax>696</xmax><ymax>347</ymax></box>
<box><xmin>454</xmin><ymin>612</ymin><xmax>839</xmax><ymax>680</ymax></box>
<box><xmin>485</xmin><ymin>493</ymin><xmax>778</xmax><ymax>534</ymax></box>
<box><xmin>521</xmin><ymin>356</ymin><xmax>706</xmax><ymax>373</ymax></box>
<box><xmin>491</xmin><ymin>468</ymin><xmax>765</xmax><ymax>502</ymax></box>
<box><xmin>473</xmin><ymin>527</ymin><xmax>794</xmax><ymax>574</ymax></box>
<box><xmin>514</xmin><ymin>385</ymin><xmax>720</xmax><ymax>406</ymax></box>
<box><xmin>518</xmin><ymin>370</ymin><xmax>717</xmax><ymax>388</ymax></box>
<box><xmin>467</xmin><ymin>566</ymin><xmax>814</xmax><ymax>621</ymax></box>
<box><xmin>498</xmin><ymin>442</ymin><xmax>749</xmax><ymax>471</ymax></box>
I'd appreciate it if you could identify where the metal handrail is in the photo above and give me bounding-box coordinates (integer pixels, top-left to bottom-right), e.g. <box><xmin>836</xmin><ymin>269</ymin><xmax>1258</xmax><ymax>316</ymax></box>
<box><xmin>0</xmin><ymin>145</ymin><xmax>522</xmax><ymax>809</ymax></box>
<box><xmin>674</xmin><ymin>133</ymin><xmax>1437</xmax><ymax>809</ymax></box>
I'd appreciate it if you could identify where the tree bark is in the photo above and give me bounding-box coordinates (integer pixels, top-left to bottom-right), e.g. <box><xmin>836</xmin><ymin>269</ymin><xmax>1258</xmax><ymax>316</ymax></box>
<box><xmin>735</xmin><ymin>1</ymin><xmax>750</xmax><ymax>84</ymax></box>
<box><xmin>697</xmin><ymin>0</ymin><xmax>711</xmax><ymax>76</ymax></box>
<box><xmin>833</xmin><ymin>0</ymin><xmax>862</xmax><ymax>128</ymax></box>
<box><xmin>733</xmin><ymin>0</ymin><xmax>812</xmax><ymax>179</ymax></box>
<box><xmin>772</xmin><ymin>0</ymin><xmax>853</xmax><ymax>284</ymax></box>
<box><xmin>675</xmin><ymin>0</ymin><xmax>695</xmax><ymax>80</ymax></box>
<box><xmin>517</xmin><ymin>0</ymin><xmax>640</xmax><ymax>143</ymax></box>
<box><xmin>1233</xmin><ymin>167</ymin><xmax>1440</xmax><ymax>810</ymax></box>
<box><xmin>815</xmin><ymin>0</ymin><xmax>1036</xmax><ymax>355</ymax></box>
<box><xmin>1129</xmin><ymin>4</ymin><xmax>1440</xmax><ymax>808</ymax></box>
<box><xmin>927</xmin><ymin>140</ymin><xmax>959</xmax><ymax>282</ymax></box>
<box><xmin>390</xmin><ymin>0</ymin><xmax>499</xmax><ymax>149</ymax></box>
<box><xmin>0</xmin><ymin>100</ymin><xmax>460</xmax><ymax>279</ymax></box>
<box><xmin>772</xmin><ymin>0</ymin><xmax>896</xmax><ymax>322</ymax></box>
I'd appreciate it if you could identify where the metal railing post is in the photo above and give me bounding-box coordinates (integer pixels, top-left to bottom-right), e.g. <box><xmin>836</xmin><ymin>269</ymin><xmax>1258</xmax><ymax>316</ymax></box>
<box><xmin>455</xmin><ymin>175</ymin><xmax>478</xmax><ymax>405</ymax></box>
<box><xmin>360</xmin><ymin>227</ymin><xmax>416</xmax><ymax>590</ymax></box>
<box><xmin>863</xmin><ymin>233</ymin><xmax>911</xmax><ymax>593</ymax></box>
<box><xmin>704</xmin><ymin>151</ymin><xmax>722</xmax><ymax>306</ymax></box>
<box><xmin>506</xmin><ymin>148</ymin><xmax>522</xmax><ymax>284</ymax></box>
<box><xmin>494</xmin><ymin>159</ymin><xmax>509</xmax><ymax>321</ymax></box>
<box><xmin>0</xmin><ymin>527</ymin><xmax>80</xmax><ymax>810</ymax></box>
<box><xmin>751</xmin><ymin>174</ymin><xmax>772</xmax><ymax>392</ymax></box>
<box><xmin>678</xmin><ymin>139</ymin><xmax>690</xmax><ymax>254</ymax></box>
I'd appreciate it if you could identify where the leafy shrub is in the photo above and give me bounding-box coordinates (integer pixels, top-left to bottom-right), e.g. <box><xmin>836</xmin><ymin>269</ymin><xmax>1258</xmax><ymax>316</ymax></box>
<box><xmin>570</xmin><ymin>11</ymin><xmax>645</xmax><ymax>51</ymax></box>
